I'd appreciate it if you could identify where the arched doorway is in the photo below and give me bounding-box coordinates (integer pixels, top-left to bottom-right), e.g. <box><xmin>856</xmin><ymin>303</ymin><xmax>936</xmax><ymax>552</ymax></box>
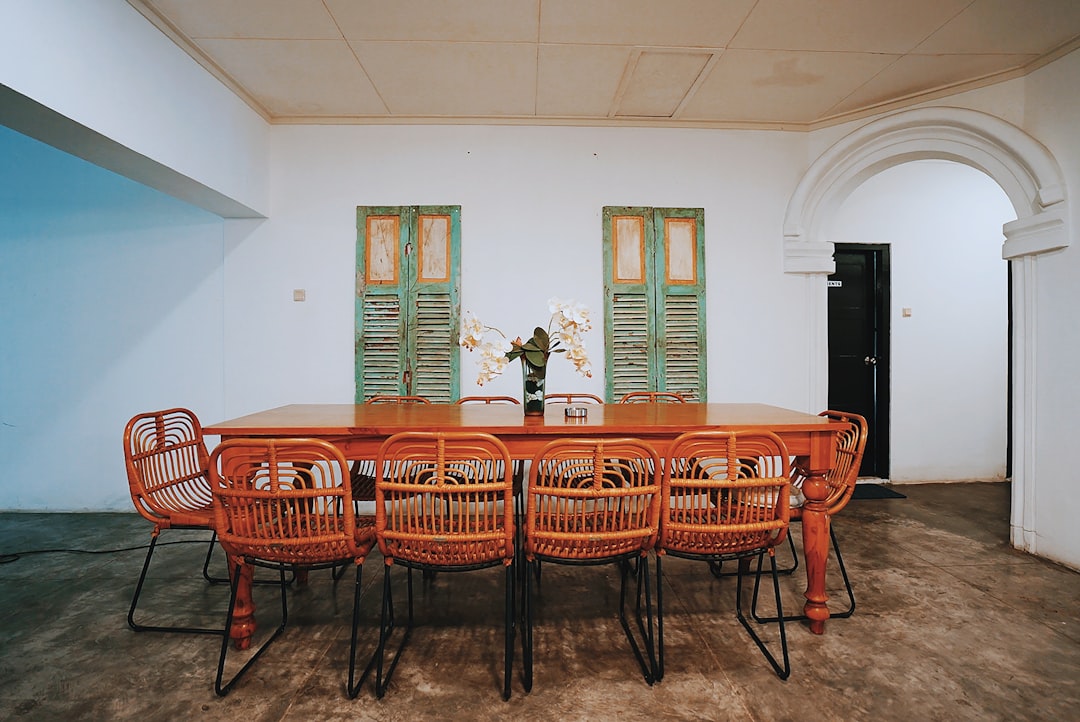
<box><xmin>830</xmin><ymin>160</ymin><xmax>1014</xmax><ymax>483</ymax></box>
<box><xmin>783</xmin><ymin>106</ymin><xmax>1070</xmax><ymax>554</ymax></box>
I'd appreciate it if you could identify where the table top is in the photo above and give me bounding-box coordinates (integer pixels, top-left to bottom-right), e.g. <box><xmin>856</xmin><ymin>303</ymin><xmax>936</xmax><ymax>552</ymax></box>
<box><xmin>205</xmin><ymin>402</ymin><xmax>837</xmax><ymax>438</ymax></box>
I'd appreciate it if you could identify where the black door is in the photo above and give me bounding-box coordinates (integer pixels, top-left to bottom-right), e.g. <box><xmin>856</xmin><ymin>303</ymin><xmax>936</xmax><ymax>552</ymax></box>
<box><xmin>828</xmin><ymin>244</ymin><xmax>890</xmax><ymax>477</ymax></box>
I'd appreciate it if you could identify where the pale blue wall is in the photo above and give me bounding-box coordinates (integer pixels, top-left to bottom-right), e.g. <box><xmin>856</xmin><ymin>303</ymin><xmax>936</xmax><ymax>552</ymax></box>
<box><xmin>0</xmin><ymin>126</ymin><xmax>226</xmax><ymax>510</ymax></box>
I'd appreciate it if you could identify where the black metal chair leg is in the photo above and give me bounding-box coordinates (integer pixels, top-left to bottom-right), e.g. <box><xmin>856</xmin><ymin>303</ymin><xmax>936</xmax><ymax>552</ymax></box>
<box><xmin>376</xmin><ymin>565</ymin><xmax>415</xmax><ymax>699</ymax></box>
<box><xmin>215</xmin><ymin>563</ymin><xmax>290</xmax><ymax>696</ymax></box>
<box><xmin>522</xmin><ymin>559</ymin><xmax>535</xmax><ymax>693</ymax></box>
<box><xmin>736</xmin><ymin>553</ymin><xmax>790</xmax><ymax>680</ymax></box>
<box><xmin>347</xmin><ymin>562</ymin><xmax>380</xmax><ymax>698</ymax></box>
<box><xmin>828</xmin><ymin>525</ymin><xmax>856</xmax><ymax>618</ymax></box>
<box><xmin>655</xmin><ymin>554</ymin><xmax>665</xmax><ymax>682</ymax></box>
<box><xmin>503</xmin><ymin>563</ymin><xmax>515</xmax><ymax>701</ymax></box>
<box><xmin>616</xmin><ymin>556</ymin><xmax>655</xmax><ymax>685</ymax></box>
<box><xmin>201</xmin><ymin>531</ymin><xmax>231</xmax><ymax>584</ymax></box>
<box><xmin>128</xmin><ymin>533</ymin><xmax>225</xmax><ymax>635</ymax></box>
<box><xmin>750</xmin><ymin>524</ymin><xmax>854</xmax><ymax>623</ymax></box>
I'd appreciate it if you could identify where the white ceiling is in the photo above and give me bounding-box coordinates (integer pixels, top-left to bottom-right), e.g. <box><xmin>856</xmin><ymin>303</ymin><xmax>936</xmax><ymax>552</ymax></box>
<box><xmin>129</xmin><ymin>0</ymin><xmax>1080</xmax><ymax>129</ymax></box>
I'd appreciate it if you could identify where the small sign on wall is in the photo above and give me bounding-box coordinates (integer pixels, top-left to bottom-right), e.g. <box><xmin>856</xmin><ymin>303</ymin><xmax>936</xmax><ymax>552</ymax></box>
<box><xmin>827</xmin><ymin>280</ymin><xmax>843</xmax><ymax>288</ymax></box>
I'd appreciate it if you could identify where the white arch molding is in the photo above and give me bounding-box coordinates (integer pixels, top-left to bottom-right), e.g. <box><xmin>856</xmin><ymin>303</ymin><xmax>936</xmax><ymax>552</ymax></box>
<box><xmin>783</xmin><ymin>106</ymin><xmax>1069</xmax><ymax>556</ymax></box>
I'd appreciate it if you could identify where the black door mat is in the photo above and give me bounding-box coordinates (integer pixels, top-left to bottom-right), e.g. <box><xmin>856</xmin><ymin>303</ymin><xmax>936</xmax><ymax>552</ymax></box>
<box><xmin>851</xmin><ymin>483</ymin><xmax>906</xmax><ymax>500</ymax></box>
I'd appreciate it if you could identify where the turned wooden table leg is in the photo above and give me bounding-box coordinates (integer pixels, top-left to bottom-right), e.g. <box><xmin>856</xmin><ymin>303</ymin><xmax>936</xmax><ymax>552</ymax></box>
<box><xmin>800</xmin><ymin>465</ymin><xmax>831</xmax><ymax>635</ymax></box>
<box><xmin>228</xmin><ymin>555</ymin><xmax>256</xmax><ymax>650</ymax></box>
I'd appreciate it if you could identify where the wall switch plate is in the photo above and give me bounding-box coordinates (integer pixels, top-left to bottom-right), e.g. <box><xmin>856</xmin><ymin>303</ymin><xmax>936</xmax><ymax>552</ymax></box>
<box><xmin>293</xmin><ymin>289</ymin><xmax>306</xmax><ymax>302</ymax></box>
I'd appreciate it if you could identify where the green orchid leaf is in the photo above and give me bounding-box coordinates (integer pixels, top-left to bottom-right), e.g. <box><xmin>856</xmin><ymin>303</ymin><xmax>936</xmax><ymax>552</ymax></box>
<box><xmin>524</xmin><ymin>348</ymin><xmax>547</xmax><ymax>367</ymax></box>
<box><xmin>532</xmin><ymin>326</ymin><xmax>549</xmax><ymax>350</ymax></box>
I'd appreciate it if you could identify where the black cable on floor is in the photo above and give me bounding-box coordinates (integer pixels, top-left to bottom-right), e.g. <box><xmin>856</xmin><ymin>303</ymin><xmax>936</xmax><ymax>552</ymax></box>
<box><xmin>0</xmin><ymin>538</ymin><xmax>210</xmax><ymax>565</ymax></box>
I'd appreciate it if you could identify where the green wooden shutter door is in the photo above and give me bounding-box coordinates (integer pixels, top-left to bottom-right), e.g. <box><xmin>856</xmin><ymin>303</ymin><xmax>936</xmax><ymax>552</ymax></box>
<box><xmin>603</xmin><ymin>206</ymin><xmax>706</xmax><ymax>402</ymax></box>
<box><xmin>356</xmin><ymin>207</ymin><xmax>409</xmax><ymax>401</ymax></box>
<box><xmin>356</xmin><ymin>206</ymin><xmax>460</xmax><ymax>402</ymax></box>
<box><xmin>409</xmin><ymin>206</ymin><xmax>460</xmax><ymax>403</ymax></box>
<box><xmin>653</xmin><ymin>208</ymin><xmax>706</xmax><ymax>401</ymax></box>
<box><xmin>603</xmin><ymin>207</ymin><xmax>656</xmax><ymax>402</ymax></box>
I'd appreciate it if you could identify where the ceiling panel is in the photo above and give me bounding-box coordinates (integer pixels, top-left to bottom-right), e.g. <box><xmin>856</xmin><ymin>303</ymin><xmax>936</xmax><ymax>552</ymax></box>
<box><xmin>681</xmin><ymin>49</ymin><xmax>898</xmax><ymax>124</ymax></box>
<box><xmin>150</xmin><ymin>0</ymin><xmax>340</xmax><ymax>39</ymax></box>
<box><xmin>327</xmin><ymin>0</ymin><xmax>540</xmax><ymax>42</ymax></box>
<box><xmin>729</xmin><ymin>0</ymin><xmax>972</xmax><ymax>53</ymax></box>
<box><xmin>352</xmin><ymin>41</ymin><xmax>538</xmax><ymax>116</ymax></box>
<box><xmin>827</xmin><ymin>52</ymin><xmax>1041</xmax><ymax>118</ymax></box>
<box><xmin>536</xmin><ymin>45</ymin><xmax>631</xmax><ymax>117</ymax></box>
<box><xmin>195</xmin><ymin>39</ymin><xmax>384</xmax><ymax>116</ymax></box>
<box><xmin>914</xmin><ymin>0</ymin><xmax>1080</xmax><ymax>54</ymax></box>
<box><xmin>538</xmin><ymin>0</ymin><xmax>754</xmax><ymax>47</ymax></box>
<box><xmin>615</xmin><ymin>51</ymin><xmax>714</xmax><ymax>118</ymax></box>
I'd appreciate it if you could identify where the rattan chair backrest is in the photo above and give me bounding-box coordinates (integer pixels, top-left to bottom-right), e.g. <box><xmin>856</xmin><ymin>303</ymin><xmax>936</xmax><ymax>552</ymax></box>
<box><xmin>545</xmin><ymin>393</ymin><xmax>604</xmax><ymax>404</ymax></box>
<box><xmin>660</xmin><ymin>430</ymin><xmax>791</xmax><ymax>558</ymax></box>
<box><xmin>367</xmin><ymin>395</ymin><xmax>431</xmax><ymax>404</ymax></box>
<box><xmin>124</xmin><ymin>408</ymin><xmax>213</xmax><ymax>528</ymax></box>
<box><xmin>618</xmin><ymin>391</ymin><xmax>686</xmax><ymax>404</ymax></box>
<box><xmin>375</xmin><ymin>432</ymin><xmax>516</xmax><ymax>567</ymax></box>
<box><xmin>456</xmin><ymin>396</ymin><xmax>520</xmax><ymax>404</ymax></box>
<box><xmin>209</xmin><ymin>437</ymin><xmax>372</xmax><ymax>565</ymax></box>
<box><xmin>525</xmin><ymin>437</ymin><xmax>661</xmax><ymax>561</ymax></box>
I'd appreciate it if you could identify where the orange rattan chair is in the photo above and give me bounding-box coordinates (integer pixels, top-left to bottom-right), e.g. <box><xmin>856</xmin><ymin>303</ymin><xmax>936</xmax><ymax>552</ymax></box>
<box><xmin>209</xmin><ymin>438</ymin><xmax>376</xmax><ymax>697</ymax></box>
<box><xmin>123</xmin><ymin>408</ymin><xmax>226</xmax><ymax>635</ymax></box>
<box><xmin>456</xmin><ymin>395</ymin><xmax>520</xmax><ymax>405</ymax></box>
<box><xmin>764</xmin><ymin>410</ymin><xmax>868</xmax><ymax>620</ymax></box>
<box><xmin>522</xmin><ymin>437</ymin><xmax>662</xmax><ymax>688</ymax></box>
<box><xmin>657</xmin><ymin>430</ymin><xmax>792</xmax><ymax>680</ymax></box>
<box><xmin>544</xmin><ymin>393</ymin><xmax>604</xmax><ymax>405</ymax></box>
<box><xmin>366</xmin><ymin>395</ymin><xmax>431</xmax><ymax>404</ymax></box>
<box><xmin>618</xmin><ymin>391</ymin><xmax>686</xmax><ymax>403</ymax></box>
<box><xmin>374</xmin><ymin>432</ymin><xmax>517</xmax><ymax>700</ymax></box>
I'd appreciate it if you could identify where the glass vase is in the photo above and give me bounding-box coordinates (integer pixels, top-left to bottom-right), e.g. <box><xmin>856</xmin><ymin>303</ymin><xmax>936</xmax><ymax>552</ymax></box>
<box><xmin>521</xmin><ymin>357</ymin><xmax>547</xmax><ymax>416</ymax></box>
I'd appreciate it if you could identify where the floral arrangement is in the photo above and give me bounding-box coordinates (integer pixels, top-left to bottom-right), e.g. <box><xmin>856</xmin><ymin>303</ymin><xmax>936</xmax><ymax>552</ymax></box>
<box><xmin>460</xmin><ymin>298</ymin><xmax>593</xmax><ymax>386</ymax></box>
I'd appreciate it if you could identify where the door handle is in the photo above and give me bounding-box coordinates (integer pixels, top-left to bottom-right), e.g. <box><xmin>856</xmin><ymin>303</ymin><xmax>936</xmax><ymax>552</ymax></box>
<box><xmin>864</xmin><ymin>356</ymin><xmax>878</xmax><ymax>366</ymax></box>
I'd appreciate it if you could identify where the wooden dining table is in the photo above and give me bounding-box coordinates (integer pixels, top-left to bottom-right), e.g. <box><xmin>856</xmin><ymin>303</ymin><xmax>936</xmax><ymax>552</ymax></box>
<box><xmin>205</xmin><ymin>402</ymin><xmax>844</xmax><ymax>647</ymax></box>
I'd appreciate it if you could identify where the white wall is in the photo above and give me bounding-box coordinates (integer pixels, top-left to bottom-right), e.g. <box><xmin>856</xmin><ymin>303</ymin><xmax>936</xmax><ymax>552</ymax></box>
<box><xmin>0</xmin><ymin>126</ymin><xmax>226</xmax><ymax>510</ymax></box>
<box><xmin>831</xmin><ymin>161</ymin><xmax>1013</xmax><ymax>482</ymax></box>
<box><xmin>219</xmin><ymin>124</ymin><xmax>811</xmax><ymax>417</ymax></box>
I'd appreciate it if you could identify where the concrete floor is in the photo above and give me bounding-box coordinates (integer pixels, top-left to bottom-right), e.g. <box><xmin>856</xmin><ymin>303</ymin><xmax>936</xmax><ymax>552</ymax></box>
<box><xmin>2</xmin><ymin>481</ymin><xmax>1079</xmax><ymax>721</ymax></box>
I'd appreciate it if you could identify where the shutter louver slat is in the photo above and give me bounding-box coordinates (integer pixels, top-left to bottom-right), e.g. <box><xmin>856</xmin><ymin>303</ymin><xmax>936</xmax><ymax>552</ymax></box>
<box><xmin>663</xmin><ymin>295</ymin><xmax>701</xmax><ymax>401</ymax></box>
<box><xmin>413</xmin><ymin>293</ymin><xmax>454</xmax><ymax>403</ymax></box>
<box><xmin>362</xmin><ymin>296</ymin><xmax>403</xmax><ymax>398</ymax></box>
<box><xmin>611</xmin><ymin>293</ymin><xmax>650</xmax><ymax>400</ymax></box>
